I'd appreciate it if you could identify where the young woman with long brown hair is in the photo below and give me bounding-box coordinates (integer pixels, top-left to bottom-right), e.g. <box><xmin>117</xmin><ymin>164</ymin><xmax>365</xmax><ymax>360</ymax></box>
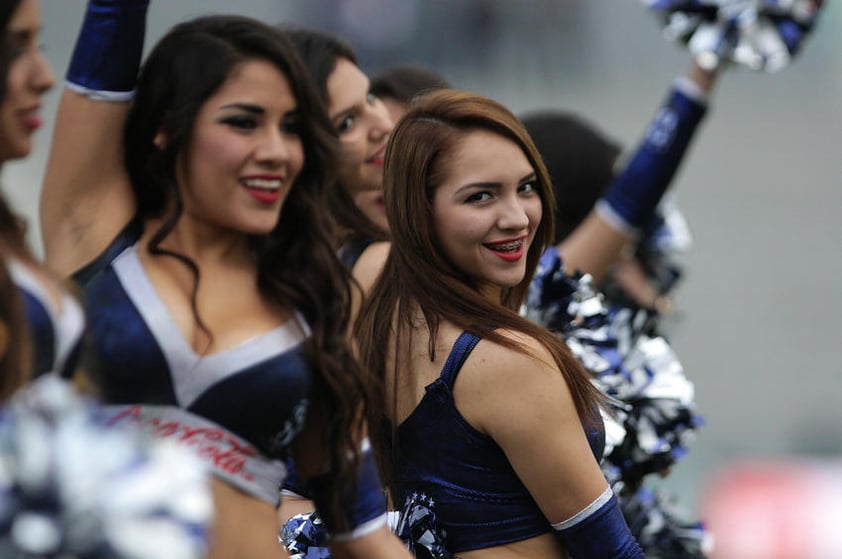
<box><xmin>355</xmin><ymin>89</ymin><xmax>644</xmax><ymax>558</ymax></box>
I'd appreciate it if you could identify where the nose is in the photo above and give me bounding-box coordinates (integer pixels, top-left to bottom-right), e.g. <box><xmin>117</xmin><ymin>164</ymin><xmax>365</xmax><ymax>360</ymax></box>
<box><xmin>497</xmin><ymin>194</ymin><xmax>530</xmax><ymax>232</ymax></box>
<box><xmin>367</xmin><ymin>97</ymin><xmax>394</xmax><ymax>142</ymax></box>
<box><xmin>255</xmin><ymin>128</ymin><xmax>291</xmax><ymax>167</ymax></box>
<box><xmin>30</xmin><ymin>49</ymin><xmax>55</xmax><ymax>94</ymax></box>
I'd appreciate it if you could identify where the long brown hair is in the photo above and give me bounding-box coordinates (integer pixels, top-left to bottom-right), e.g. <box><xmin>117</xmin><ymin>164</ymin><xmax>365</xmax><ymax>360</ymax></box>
<box><xmin>0</xmin><ymin>261</ymin><xmax>28</xmax><ymax>400</ymax></box>
<box><xmin>0</xmin><ymin>0</ymin><xmax>50</xmax><ymax>392</ymax></box>
<box><xmin>356</xmin><ymin>90</ymin><xmax>605</xmax><ymax>479</ymax></box>
<box><xmin>0</xmin><ymin>0</ymin><xmax>33</xmax><ymax>261</ymax></box>
<box><xmin>281</xmin><ymin>26</ymin><xmax>389</xmax><ymax>245</ymax></box>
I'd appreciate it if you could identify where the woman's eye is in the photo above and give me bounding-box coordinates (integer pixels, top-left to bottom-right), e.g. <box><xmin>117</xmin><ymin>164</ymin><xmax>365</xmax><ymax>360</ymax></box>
<box><xmin>466</xmin><ymin>191</ymin><xmax>492</xmax><ymax>203</ymax></box>
<box><xmin>222</xmin><ymin>116</ymin><xmax>258</xmax><ymax>130</ymax></box>
<box><xmin>336</xmin><ymin>114</ymin><xmax>355</xmax><ymax>134</ymax></box>
<box><xmin>282</xmin><ymin>114</ymin><xmax>301</xmax><ymax>135</ymax></box>
<box><xmin>518</xmin><ymin>181</ymin><xmax>537</xmax><ymax>194</ymax></box>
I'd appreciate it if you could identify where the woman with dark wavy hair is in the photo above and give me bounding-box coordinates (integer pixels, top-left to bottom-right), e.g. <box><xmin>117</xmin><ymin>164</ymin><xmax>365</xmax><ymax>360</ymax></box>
<box><xmin>281</xmin><ymin>27</ymin><xmax>393</xmax><ymax>271</ymax></box>
<box><xmin>40</xmin><ymin>4</ymin><xmax>409</xmax><ymax>558</ymax></box>
<box><xmin>0</xmin><ymin>0</ymin><xmax>82</xmax><ymax>385</ymax></box>
<box><xmin>356</xmin><ymin>89</ymin><xmax>644</xmax><ymax>558</ymax></box>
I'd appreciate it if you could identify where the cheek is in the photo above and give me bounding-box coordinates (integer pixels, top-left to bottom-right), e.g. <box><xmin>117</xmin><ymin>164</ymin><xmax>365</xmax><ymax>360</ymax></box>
<box><xmin>4</xmin><ymin>65</ymin><xmax>26</xmax><ymax>102</ymax></box>
<box><xmin>435</xmin><ymin>207</ymin><xmax>474</xmax><ymax>247</ymax></box>
<box><xmin>289</xmin><ymin>139</ymin><xmax>305</xmax><ymax>179</ymax></box>
<box><xmin>179</xmin><ymin>136</ymin><xmax>238</xmax><ymax>198</ymax></box>
<box><xmin>529</xmin><ymin>199</ymin><xmax>544</xmax><ymax>229</ymax></box>
<box><xmin>340</xmin><ymin>134</ymin><xmax>367</xmax><ymax>168</ymax></box>
<box><xmin>196</xmin><ymin>135</ymin><xmax>242</xmax><ymax>169</ymax></box>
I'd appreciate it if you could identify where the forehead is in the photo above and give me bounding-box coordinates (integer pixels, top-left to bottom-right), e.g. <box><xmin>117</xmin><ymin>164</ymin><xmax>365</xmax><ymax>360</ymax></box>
<box><xmin>205</xmin><ymin>59</ymin><xmax>296</xmax><ymax>110</ymax></box>
<box><xmin>440</xmin><ymin>129</ymin><xmax>533</xmax><ymax>184</ymax></box>
<box><xmin>8</xmin><ymin>0</ymin><xmax>41</xmax><ymax>30</ymax></box>
<box><xmin>326</xmin><ymin>57</ymin><xmax>369</xmax><ymax>116</ymax></box>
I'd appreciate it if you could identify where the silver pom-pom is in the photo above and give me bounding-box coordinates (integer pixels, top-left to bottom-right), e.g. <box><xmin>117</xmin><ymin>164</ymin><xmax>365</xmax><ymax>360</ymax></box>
<box><xmin>0</xmin><ymin>376</ymin><xmax>213</xmax><ymax>558</ymax></box>
<box><xmin>642</xmin><ymin>0</ymin><xmax>824</xmax><ymax>72</ymax></box>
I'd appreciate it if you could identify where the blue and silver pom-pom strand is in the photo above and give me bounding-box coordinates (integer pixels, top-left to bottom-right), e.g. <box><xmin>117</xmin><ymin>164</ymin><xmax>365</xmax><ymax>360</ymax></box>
<box><xmin>280</xmin><ymin>492</ymin><xmax>451</xmax><ymax>559</ymax></box>
<box><xmin>621</xmin><ymin>485</ymin><xmax>712</xmax><ymax>558</ymax></box>
<box><xmin>280</xmin><ymin>512</ymin><xmax>331</xmax><ymax>559</ymax></box>
<box><xmin>595</xmin><ymin>319</ymin><xmax>703</xmax><ymax>490</ymax></box>
<box><xmin>525</xmin><ymin>251</ymin><xmax>703</xmax><ymax>489</ymax></box>
<box><xmin>0</xmin><ymin>376</ymin><xmax>213</xmax><ymax>559</ymax></box>
<box><xmin>642</xmin><ymin>0</ymin><xmax>825</xmax><ymax>72</ymax></box>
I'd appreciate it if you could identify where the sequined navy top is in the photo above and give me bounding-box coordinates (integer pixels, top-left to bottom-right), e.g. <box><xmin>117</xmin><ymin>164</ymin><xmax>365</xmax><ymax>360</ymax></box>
<box><xmin>395</xmin><ymin>331</ymin><xmax>605</xmax><ymax>553</ymax></box>
<box><xmin>78</xmin><ymin>228</ymin><xmax>314</xmax><ymax>462</ymax></box>
<box><xmin>8</xmin><ymin>259</ymin><xmax>85</xmax><ymax>378</ymax></box>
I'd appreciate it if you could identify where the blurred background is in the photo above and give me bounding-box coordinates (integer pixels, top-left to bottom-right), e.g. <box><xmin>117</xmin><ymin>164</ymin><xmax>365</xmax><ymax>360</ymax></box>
<box><xmin>8</xmin><ymin>0</ymin><xmax>842</xmax><ymax>554</ymax></box>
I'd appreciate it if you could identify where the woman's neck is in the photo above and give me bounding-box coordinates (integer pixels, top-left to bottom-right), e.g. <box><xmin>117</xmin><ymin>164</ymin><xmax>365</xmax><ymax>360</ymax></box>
<box><xmin>140</xmin><ymin>214</ymin><xmax>252</xmax><ymax>267</ymax></box>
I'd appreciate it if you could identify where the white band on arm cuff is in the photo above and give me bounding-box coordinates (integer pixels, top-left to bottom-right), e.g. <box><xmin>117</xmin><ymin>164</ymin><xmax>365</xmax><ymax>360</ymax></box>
<box><xmin>551</xmin><ymin>486</ymin><xmax>614</xmax><ymax>531</ymax></box>
<box><xmin>328</xmin><ymin>512</ymin><xmax>389</xmax><ymax>543</ymax></box>
<box><xmin>595</xmin><ymin>199</ymin><xmax>642</xmax><ymax>239</ymax></box>
<box><xmin>66</xmin><ymin>80</ymin><xmax>135</xmax><ymax>102</ymax></box>
<box><xmin>673</xmin><ymin>75</ymin><xmax>710</xmax><ymax>106</ymax></box>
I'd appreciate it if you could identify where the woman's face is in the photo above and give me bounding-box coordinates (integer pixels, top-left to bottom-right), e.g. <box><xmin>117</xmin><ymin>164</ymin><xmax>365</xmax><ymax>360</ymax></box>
<box><xmin>432</xmin><ymin>129</ymin><xmax>542</xmax><ymax>300</ymax></box>
<box><xmin>0</xmin><ymin>0</ymin><xmax>53</xmax><ymax>162</ymax></box>
<box><xmin>326</xmin><ymin>57</ymin><xmax>393</xmax><ymax>228</ymax></box>
<box><xmin>353</xmin><ymin>188</ymin><xmax>387</xmax><ymax>232</ymax></box>
<box><xmin>174</xmin><ymin>59</ymin><xmax>304</xmax><ymax>236</ymax></box>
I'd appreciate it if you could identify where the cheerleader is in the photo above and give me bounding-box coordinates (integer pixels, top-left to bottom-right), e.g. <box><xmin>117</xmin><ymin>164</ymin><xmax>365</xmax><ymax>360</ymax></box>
<box><xmin>40</xmin><ymin>3</ymin><xmax>410</xmax><ymax>558</ymax></box>
<box><xmin>356</xmin><ymin>89</ymin><xmax>644</xmax><ymax>558</ymax></box>
<box><xmin>0</xmin><ymin>0</ymin><xmax>84</xmax><ymax>381</ymax></box>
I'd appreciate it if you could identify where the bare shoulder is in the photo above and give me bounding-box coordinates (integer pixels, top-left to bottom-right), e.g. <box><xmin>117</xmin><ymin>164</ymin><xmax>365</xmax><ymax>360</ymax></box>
<box><xmin>465</xmin><ymin>328</ymin><xmax>558</xmax><ymax>382</ymax></box>
<box><xmin>453</xmin><ymin>329</ymin><xmax>568</xmax><ymax>435</ymax></box>
<box><xmin>351</xmin><ymin>241</ymin><xmax>391</xmax><ymax>294</ymax></box>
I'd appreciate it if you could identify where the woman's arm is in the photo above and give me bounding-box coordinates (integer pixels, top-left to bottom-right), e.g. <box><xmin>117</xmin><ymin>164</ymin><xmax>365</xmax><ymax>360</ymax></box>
<box><xmin>459</xmin><ymin>333</ymin><xmax>644</xmax><ymax>557</ymax></box>
<box><xmin>330</xmin><ymin>527</ymin><xmax>413</xmax><ymax>559</ymax></box>
<box><xmin>290</xmin><ymin>403</ymin><xmax>413</xmax><ymax>559</ymax></box>
<box><xmin>40</xmin><ymin>0</ymin><xmax>149</xmax><ymax>276</ymax></box>
<box><xmin>560</xmin><ymin>60</ymin><xmax>717</xmax><ymax>282</ymax></box>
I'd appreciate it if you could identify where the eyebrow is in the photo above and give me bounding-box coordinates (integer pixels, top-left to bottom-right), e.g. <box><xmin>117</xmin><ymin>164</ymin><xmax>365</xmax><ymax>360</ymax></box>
<box><xmin>330</xmin><ymin>103</ymin><xmax>360</xmax><ymax>124</ymax></box>
<box><xmin>7</xmin><ymin>28</ymin><xmax>35</xmax><ymax>44</ymax></box>
<box><xmin>219</xmin><ymin>103</ymin><xmax>265</xmax><ymax>115</ymax></box>
<box><xmin>454</xmin><ymin>171</ymin><xmax>537</xmax><ymax>195</ymax></box>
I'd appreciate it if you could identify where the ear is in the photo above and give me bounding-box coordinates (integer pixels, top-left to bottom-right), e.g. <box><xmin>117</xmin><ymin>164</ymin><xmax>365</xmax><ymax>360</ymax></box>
<box><xmin>153</xmin><ymin>130</ymin><xmax>167</xmax><ymax>150</ymax></box>
<box><xmin>154</xmin><ymin>114</ymin><xmax>172</xmax><ymax>150</ymax></box>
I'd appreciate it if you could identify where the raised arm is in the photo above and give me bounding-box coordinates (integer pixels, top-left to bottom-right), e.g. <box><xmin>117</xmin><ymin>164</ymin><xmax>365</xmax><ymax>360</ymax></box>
<box><xmin>40</xmin><ymin>0</ymin><xmax>149</xmax><ymax>276</ymax></box>
<box><xmin>559</xmin><ymin>60</ymin><xmax>717</xmax><ymax>282</ymax></box>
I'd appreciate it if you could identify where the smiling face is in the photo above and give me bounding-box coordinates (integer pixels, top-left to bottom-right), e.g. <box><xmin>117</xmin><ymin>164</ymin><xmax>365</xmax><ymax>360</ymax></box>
<box><xmin>175</xmin><ymin>59</ymin><xmax>304</xmax><ymax>236</ymax></box>
<box><xmin>326</xmin><ymin>57</ymin><xmax>393</xmax><ymax>229</ymax></box>
<box><xmin>0</xmin><ymin>0</ymin><xmax>53</xmax><ymax>162</ymax></box>
<box><xmin>432</xmin><ymin>129</ymin><xmax>543</xmax><ymax>299</ymax></box>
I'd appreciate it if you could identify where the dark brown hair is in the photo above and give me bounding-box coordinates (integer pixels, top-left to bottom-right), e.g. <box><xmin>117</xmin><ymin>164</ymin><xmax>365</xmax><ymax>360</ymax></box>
<box><xmin>369</xmin><ymin>64</ymin><xmax>450</xmax><ymax>106</ymax></box>
<box><xmin>0</xmin><ymin>0</ymin><xmax>29</xmax><ymax>257</ymax></box>
<box><xmin>520</xmin><ymin>109</ymin><xmax>621</xmax><ymax>244</ymax></box>
<box><xmin>0</xmin><ymin>261</ymin><xmax>27</xmax><ymax>400</ymax></box>
<box><xmin>281</xmin><ymin>26</ymin><xmax>388</xmax><ymax>245</ymax></box>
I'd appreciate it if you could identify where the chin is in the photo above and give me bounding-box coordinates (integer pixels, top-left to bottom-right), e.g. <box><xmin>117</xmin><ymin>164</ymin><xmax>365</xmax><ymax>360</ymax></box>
<box><xmin>0</xmin><ymin>142</ymin><xmax>29</xmax><ymax>163</ymax></box>
<box><xmin>496</xmin><ymin>273</ymin><xmax>527</xmax><ymax>289</ymax></box>
<box><xmin>373</xmin><ymin>216</ymin><xmax>390</xmax><ymax>233</ymax></box>
<box><xmin>238</xmin><ymin>217</ymin><xmax>281</xmax><ymax>236</ymax></box>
